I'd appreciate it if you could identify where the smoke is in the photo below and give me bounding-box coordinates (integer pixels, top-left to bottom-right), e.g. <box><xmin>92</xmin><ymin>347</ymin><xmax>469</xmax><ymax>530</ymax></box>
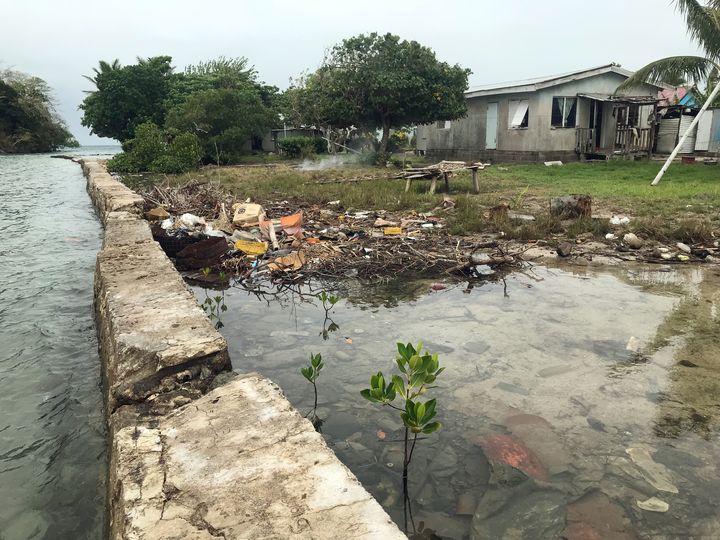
<box><xmin>296</xmin><ymin>154</ymin><xmax>357</xmax><ymax>171</ymax></box>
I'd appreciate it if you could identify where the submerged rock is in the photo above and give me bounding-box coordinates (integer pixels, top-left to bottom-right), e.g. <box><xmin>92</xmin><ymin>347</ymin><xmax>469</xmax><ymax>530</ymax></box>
<box><xmin>563</xmin><ymin>491</ymin><xmax>638</xmax><ymax>540</ymax></box>
<box><xmin>474</xmin><ymin>434</ymin><xmax>549</xmax><ymax>481</ymax></box>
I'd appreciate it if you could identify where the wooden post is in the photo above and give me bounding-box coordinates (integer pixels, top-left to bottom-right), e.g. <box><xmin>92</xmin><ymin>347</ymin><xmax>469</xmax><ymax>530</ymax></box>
<box><xmin>443</xmin><ymin>172</ymin><xmax>449</xmax><ymax>192</ymax></box>
<box><xmin>405</xmin><ymin>178</ymin><xmax>411</xmax><ymax>193</ymax></box>
<box><xmin>471</xmin><ymin>168</ymin><xmax>479</xmax><ymax>194</ymax></box>
<box><xmin>429</xmin><ymin>176</ymin><xmax>438</xmax><ymax>195</ymax></box>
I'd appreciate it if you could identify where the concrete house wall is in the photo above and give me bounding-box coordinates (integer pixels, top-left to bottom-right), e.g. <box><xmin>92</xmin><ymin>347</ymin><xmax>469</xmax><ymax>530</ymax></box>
<box><xmin>417</xmin><ymin>69</ymin><xmax>657</xmax><ymax>163</ymax></box>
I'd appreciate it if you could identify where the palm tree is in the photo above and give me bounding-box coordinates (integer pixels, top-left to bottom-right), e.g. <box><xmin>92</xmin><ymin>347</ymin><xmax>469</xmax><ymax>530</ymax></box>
<box><xmin>82</xmin><ymin>59</ymin><xmax>121</xmax><ymax>88</ymax></box>
<box><xmin>621</xmin><ymin>1</ymin><xmax>720</xmax><ymax>184</ymax></box>
<box><xmin>621</xmin><ymin>1</ymin><xmax>720</xmax><ymax>91</ymax></box>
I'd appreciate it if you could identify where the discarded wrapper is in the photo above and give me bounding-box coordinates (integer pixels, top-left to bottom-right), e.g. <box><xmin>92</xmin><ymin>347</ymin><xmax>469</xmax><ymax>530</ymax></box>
<box><xmin>383</xmin><ymin>227</ymin><xmax>402</xmax><ymax>235</ymax></box>
<box><xmin>234</xmin><ymin>240</ymin><xmax>268</xmax><ymax>256</ymax></box>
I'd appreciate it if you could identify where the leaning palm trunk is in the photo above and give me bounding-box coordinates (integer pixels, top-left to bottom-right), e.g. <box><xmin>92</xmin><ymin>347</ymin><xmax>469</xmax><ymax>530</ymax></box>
<box><xmin>652</xmin><ymin>77</ymin><xmax>720</xmax><ymax>185</ymax></box>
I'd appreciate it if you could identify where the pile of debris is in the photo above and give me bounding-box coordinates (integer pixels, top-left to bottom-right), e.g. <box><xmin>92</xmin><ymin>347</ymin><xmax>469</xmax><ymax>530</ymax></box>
<box><xmin>140</xmin><ymin>181</ymin><xmax>526</xmax><ymax>281</ymax></box>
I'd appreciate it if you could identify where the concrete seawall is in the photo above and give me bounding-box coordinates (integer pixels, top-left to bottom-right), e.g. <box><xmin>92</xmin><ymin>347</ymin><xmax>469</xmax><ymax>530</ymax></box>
<box><xmin>79</xmin><ymin>159</ymin><xmax>404</xmax><ymax>539</ymax></box>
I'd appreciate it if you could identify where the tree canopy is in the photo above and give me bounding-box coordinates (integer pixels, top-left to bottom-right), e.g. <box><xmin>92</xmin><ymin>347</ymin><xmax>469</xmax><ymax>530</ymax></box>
<box><xmin>288</xmin><ymin>33</ymin><xmax>471</xmax><ymax>154</ymax></box>
<box><xmin>80</xmin><ymin>56</ymin><xmax>175</xmax><ymax>141</ymax></box>
<box><xmin>621</xmin><ymin>0</ymin><xmax>720</xmax><ymax>102</ymax></box>
<box><xmin>0</xmin><ymin>69</ymin><xmax>77</xmax><ymax>153</ymax></box>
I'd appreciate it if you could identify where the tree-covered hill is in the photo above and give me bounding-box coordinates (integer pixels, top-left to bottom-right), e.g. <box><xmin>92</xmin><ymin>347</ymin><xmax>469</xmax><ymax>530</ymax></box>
<box><xmin>0</xmin><ymin>69</ymin><xmax>78</xmax><ymax>153</ymax></box>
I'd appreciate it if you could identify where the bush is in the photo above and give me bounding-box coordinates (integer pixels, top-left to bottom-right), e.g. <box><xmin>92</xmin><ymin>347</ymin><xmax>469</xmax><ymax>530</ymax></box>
<box><xmin>107</xmin><ymin>122</ymin><xmax>201</xmax><ymax>174</ymax></box>
<box><xmin>277</xmin><ymin>136</ymin><xmax>315</xmax><ymax>158</ymax></box>
<box><xmin>313</xmin><ymin>137</ymin><xmax>327</xmax><ymax>154</ymax></box>
<box><xmin>387</xmin><ymin>130</ymin><xmax>409</xmax><ymax>153</ymax></box>
<box><xmin>107</xmin><ymin>151</ymin><xmax>142</xmax><ymax>173</ymax></box>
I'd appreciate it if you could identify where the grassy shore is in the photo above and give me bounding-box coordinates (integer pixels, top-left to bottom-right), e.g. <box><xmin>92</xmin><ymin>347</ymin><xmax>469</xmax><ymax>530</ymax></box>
<box><xmin>161</xmin><ymin>159</ymin><xmax>720</xmax><ymax>245</ymax></box>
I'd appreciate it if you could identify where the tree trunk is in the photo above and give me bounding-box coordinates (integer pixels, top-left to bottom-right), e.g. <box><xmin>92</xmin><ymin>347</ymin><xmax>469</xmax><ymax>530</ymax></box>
<box><xmin>379</xmin><ymin>122</ymin><xmax>390</xmax><ymax>155</ymax></box>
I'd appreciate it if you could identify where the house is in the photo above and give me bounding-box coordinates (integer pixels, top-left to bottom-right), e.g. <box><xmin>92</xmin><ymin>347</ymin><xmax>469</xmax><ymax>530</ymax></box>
<box><xmin>416</xmin><ymin>63</ymin><xmax>664</xmax><ymax>162</ymax></box>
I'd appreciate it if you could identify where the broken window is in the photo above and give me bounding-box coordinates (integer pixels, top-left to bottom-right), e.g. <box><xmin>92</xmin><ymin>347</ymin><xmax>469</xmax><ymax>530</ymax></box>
<box><xmin>436</xmin><ymin>120</ymin><xmax>451</xmax><ymax>129</ymax></box>
<box><xmin>551</xmin><ymin>97</ymin><xmax>577</xmax><ymax>128</ymax></box>
<box><xmin>508</xmin><ymin>99</ymin><xmax>529</xmax><ymax>128</ymax></box>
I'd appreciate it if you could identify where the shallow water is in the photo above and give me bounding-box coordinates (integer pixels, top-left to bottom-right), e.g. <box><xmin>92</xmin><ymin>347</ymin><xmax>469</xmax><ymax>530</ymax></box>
<box><xmin>0</xmin><ymin>150</ymin><xmax>110</xmax><ymax>539</ymax></box>
<box><xmin>193</xmin><ymin>264</ymin><xmax>720</xmax><ymax>539</ymax></box>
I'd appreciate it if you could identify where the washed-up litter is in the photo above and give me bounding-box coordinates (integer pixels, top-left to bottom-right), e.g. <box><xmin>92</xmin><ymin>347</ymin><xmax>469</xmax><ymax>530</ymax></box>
<box><xmin>138</xmin><ymin>180</ymin><xmax>527</xmax><ymax>281</ymax></box>
<box><xmin>232</xmin><ymin>203</ymin><xmax>264</xmax><ymax>227</ymax></box>
<box><xmin>234</xmin><ymin>240</ymin><xmax>268</xmax><ymax>256</ymax></box>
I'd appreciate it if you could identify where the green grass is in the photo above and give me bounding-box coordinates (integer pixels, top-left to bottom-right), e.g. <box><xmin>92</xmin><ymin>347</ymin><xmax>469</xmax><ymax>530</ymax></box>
<box><xmin>150</xmin><ymin>159</ymin><xmax>720</xmax><ymax>243</ymax></box>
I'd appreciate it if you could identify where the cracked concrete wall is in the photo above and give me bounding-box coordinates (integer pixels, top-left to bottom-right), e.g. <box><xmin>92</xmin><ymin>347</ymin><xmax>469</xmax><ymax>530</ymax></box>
<box><xmin>78</xmin><ymin>160</ymin><xmax>404</xmax><ymax>539</ymax></box>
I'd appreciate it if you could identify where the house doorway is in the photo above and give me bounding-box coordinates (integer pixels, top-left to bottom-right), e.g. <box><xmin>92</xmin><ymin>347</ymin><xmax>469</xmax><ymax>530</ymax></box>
<box><xmin>589</xmin><ymin>100</ymin><xmax>603</xmax><ymax>148</ymax></box>
<box><xmin>486</xmin><ymin>102</ymin><xmax>498</xmax><ymax>150</ymax></box>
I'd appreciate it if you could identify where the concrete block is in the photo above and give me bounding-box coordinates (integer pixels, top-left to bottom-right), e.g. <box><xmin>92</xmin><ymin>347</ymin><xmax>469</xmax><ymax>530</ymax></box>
<box><xmin>110</xmin><ymin>374</ymin><xmax>405</xmax><ymax>540</ymax></box>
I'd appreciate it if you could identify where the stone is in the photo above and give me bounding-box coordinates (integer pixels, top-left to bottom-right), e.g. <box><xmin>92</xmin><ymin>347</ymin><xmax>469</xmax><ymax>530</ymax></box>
<box><xmin>504</xmin><ymin>414</ymin><xmax>572</xmax><ymax>476</ymax></box>
<box><xmin>557</xmin><ymin>242</ymin><xmax>574</xmax><ymax>257</ymax></box>
<box><xmin>550</xmin><ymin>195</ymin><xmax>592</xmax><ymax>218</ymax></box>
<box><xmin>623</xmin><ymin>233</ymin><xmax>644</xmax><ymax>249</ymax></box>
<box><xmin>471</xmin><ymin>484</ymin><xmax>566</xmax><ymax>540</ymax></box>
<box><xmin>563</xmin><ymin>491</ymin><xmax>638</xmax><ymax>540</ymax></box>
<box><xmin>637</xmin><ymin>496</ymin><xmax>669</xmax><ymax>512</ymax></box>
<box><xmin>146</xmin><ymin>206</ymin><xmax>170</xmax><ymax>220</ymax></box>
<box><xmin>456</xmin><ymin>491</ymin><xmax>477</xmax><ymax>516</ymax></box>
<box><xmin>110</xmin><ymin>375</ymin><xmax>405</xmax><ymax>539</ymax></box>
<box><xmin>676</xmin><ymin>242</ymin><xmax>692</xmax><ymax>253</ymax></box>
<box><xmin>474</xmin><ymin>434</ymin><xmax>549</xmax><ymax>481</ymax></box>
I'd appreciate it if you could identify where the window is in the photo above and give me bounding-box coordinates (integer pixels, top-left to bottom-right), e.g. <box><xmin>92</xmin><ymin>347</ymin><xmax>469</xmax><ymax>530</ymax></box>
<box><xmin>508</xmin><ymin>99</ymin><xmax>529</xmax><ymax>128</ymax></box>
<box><xmin>551</xmin><ymin>97</ymin><xmax>577</xmax><ymax>128</ymax></box>
<box><xmin>436</xmin><ymin>120</ymin><xmax>451</xmax><ymax>129</ymax></box>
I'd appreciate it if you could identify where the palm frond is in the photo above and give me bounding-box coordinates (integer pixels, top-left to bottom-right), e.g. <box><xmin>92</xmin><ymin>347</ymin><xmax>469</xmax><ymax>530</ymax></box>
<box><xmin>618</xmin><ymin>56</ymin><xmax>719</xmax><ymax>91</ymax></box>
<box><xmin>675</xmin><ymin>0</ymin><xmax>720</xmax><ymax>59</ymax></box>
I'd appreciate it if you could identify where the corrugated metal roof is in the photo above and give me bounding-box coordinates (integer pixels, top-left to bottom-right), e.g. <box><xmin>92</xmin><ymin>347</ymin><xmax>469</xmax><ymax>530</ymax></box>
<box><xmin>577</xmin><ymin>93</ymin><xmax>657</xmax><ymax>105</ymax></box>
<box><xmin>465</xmin><ymin>63</ymin><xmax>658</xmax><ymax>98</ymax></box>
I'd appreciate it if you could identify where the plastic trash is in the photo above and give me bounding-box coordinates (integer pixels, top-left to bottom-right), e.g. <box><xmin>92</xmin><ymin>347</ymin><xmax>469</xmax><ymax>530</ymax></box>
<box><xmin>180</xmin><ymin>213</ymin><xmax>205</xmax><ymax>228</ymax></box>
<box><xmin>234</xmin><ymin>239</ymin><xmax>268</xmax><ymax>256</ymax></box>
<box><xmin>383</xmin><ymin>227</ymin><xmax>402</xmax><ymax>235</ymax></box>
<box><xmin>610</xmin><ymin>215</ymin><xmax>631</xmax><ymax>226</ymax></box>
<box><xmin>160</xmin><ymin>218</ymin><xmax>175</xmax><ymax>230</ymax></box>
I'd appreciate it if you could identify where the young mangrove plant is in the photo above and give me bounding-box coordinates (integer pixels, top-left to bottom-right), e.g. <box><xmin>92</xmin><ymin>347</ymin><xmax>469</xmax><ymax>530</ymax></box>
<box><xmin>317</xmin><ymin>290</ymin><xmax>341</xmax><ymax>340</ymax></box>
<box><xmin>199</xmin><ymin>268</ymin><xmax>227</xmax><ymax>329</ymax></box>
<box><xmin>301</xmin><ymin>352</ymin><xmax>324</xmax><ymax>429</ymax></box>
<box><xmin>361</xmin><ymin>341</ymin><xmax>443</xmax><ymax>533</ymax></box>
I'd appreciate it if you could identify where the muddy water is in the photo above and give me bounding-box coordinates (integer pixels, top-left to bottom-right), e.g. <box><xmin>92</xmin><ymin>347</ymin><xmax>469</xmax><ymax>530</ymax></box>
<box><xmin>0</xmin><ymin>152</ymin><xmax>109</xmax><ymax>539</ymax></box>
<box><xmin>193</xmin><ymin>265</ymin><xmax>720</xmax><ymax>539</ymax></box>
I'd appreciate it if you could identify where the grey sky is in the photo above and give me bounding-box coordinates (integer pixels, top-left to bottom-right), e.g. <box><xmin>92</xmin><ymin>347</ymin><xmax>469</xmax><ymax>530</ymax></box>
<box><xmin>1</xmin><ymin>0</ymin><xmax>702</xmax><ymax>144</ymax></box>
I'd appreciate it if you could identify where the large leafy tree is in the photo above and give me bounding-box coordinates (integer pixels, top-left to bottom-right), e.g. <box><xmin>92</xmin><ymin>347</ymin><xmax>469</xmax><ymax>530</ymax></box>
<box><xmin>0</xmin><ymin>69</ymin><xmax>77</xmax><ymax>153</ymax></box>
<box><xmin>293</xmin><ymin>33</ymin><xmax>470</xmax><ymax>154</ymax></box>
<box><xmin>80</xmin><ymin>56</ymin><xmax>175</xmax><ymax>141</ymax></box>
<box><xmin>621</xmin><ymin>0</ymin><xmax>720</xmax><ymax>97</ymax></box>
<box><xmin>164</xmin><ymin>57</ymin><xmax>279</xmax><ymax>164</ymax></box>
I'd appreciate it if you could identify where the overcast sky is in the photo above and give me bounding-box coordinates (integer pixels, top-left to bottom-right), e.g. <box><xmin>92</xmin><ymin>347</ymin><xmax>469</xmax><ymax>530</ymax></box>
<box><xmin>1</xmin><ymin>0</ymin><xmax>702</xmax><ymax>144</ymax></box>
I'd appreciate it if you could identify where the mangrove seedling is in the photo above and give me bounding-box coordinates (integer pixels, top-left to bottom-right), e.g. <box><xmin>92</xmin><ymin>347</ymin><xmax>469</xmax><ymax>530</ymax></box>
<box><xmin>301</xmin><ymin>352</ymin><xmax>324</xmax><ymax>427</ymax></box>
<box><xmin>361</xmin><ymin>341</ymin><xmax>443</xmax><ymax>533</ymax></box>
<box><xmin>317</xmin><ymin>290</ymin><xmax>341</xmax><ymax>340</ymax></box>
<box><xmin>199</xmin><ymin>268</ymin><xmax>227</xmax><ymax>329</ymax></box>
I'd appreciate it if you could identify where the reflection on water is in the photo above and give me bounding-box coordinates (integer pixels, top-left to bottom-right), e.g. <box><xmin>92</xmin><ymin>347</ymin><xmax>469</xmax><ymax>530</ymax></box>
<box><xmin>0</xmin><ymin>152</ymin><xmax>106</xmax><ymax>539</ymax></box>
<box><xmin>195</xmin><ymin>264</ymin><xmax>720</xmax><ymax>539</ymax></box>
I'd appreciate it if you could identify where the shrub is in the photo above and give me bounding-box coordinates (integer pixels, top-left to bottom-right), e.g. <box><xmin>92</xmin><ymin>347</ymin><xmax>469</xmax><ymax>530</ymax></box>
<box><xmin>312</xmin><ymin>137</ymin><xmax>327</xmax><ymax>154</ymax></box>
<box><xmin>277</xmin><ymin>136</ymin><xmax>315</xmax><ymax>158</ymax></box>
<box><xmin>107</xmin><ymin>122</ymin><xmax>201</xmax><ymax>174</ymax></box>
